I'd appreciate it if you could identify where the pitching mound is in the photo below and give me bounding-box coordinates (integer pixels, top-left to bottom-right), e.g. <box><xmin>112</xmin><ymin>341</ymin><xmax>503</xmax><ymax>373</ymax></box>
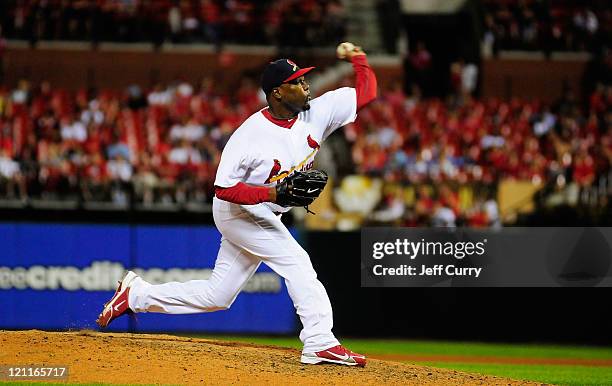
<box><xmin>1</xmin><ymin>330</ymin><xmax>530</xmax><ymax>385</ymax></box>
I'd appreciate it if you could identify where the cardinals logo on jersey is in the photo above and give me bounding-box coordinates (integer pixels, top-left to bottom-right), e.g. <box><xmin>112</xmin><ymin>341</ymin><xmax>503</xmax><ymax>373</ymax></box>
<box><xmin>307</xmin><ymin>135</ymin><xmax>320</xmax><ymax>150</ymax></box>
<box><xmin>266</xmin><ymin>136</ymin><xmax>321</xmax><ymax>184</ymax></box>
<box><xmin>265</xmin><ymin>159</ymin><xmax>282</xmax><ymax>184</ymax></box>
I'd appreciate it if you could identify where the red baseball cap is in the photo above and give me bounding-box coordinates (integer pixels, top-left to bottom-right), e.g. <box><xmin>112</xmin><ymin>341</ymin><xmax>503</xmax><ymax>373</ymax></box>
<box><xmin>261</xmin><ymin>59</ymin><xmax>315</xmax><ymax>95</ymax></box>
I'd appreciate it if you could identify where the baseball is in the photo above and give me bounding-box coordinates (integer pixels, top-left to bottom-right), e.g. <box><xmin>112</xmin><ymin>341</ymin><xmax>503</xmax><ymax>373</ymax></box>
<box><xmin>336</xmin><ymin>42</ymin><xmax>355</xmax><ymax>59</ymax></box>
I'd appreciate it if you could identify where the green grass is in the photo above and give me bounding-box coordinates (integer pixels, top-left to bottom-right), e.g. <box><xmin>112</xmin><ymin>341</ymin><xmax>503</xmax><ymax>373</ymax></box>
<box><xmin>0</xmin><ymin>383</ymin><xmax>148</xmax><ymax>386</ymax></box>
<box><xmin>0</xmin><ymin>383</ymin><xmax>110</xmax><ymax>386</ymax></box>
<box><xmin>184</xmin><ymin>334</ymin><xmax>612</xmax><ymax>385</ymax></box>
<box><xmin>188</xmin><ymin>334</ymin><xmax>612</xmax><ymax>360</ymax></box>
<box><xmin>422</xmin><ymin>362</ymin><xmax>612</xmax><ymax>386</ymax></box>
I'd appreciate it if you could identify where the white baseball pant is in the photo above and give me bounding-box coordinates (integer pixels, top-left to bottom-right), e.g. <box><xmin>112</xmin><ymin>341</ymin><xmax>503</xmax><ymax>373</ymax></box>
<box><xmin>128</xmin><ymin>197</ymin><xmax>340</xmax><ymax>353</ymax></box>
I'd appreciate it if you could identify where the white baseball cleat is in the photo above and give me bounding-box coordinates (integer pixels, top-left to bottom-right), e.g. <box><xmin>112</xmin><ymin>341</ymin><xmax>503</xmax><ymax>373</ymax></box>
<box><xmin>96</xmin><ymin>271</ymin><xmax>138</xmax><ymax>328</ymax></box>
<box><xmin>301</xmin><ymin>345</ymin><xmax>366</xmax><ymax>367</ymax></box>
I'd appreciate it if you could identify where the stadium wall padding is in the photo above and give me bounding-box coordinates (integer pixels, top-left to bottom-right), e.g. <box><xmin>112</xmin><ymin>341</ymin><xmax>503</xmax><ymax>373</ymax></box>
<box><xmin>4</xmin><ymin>46</ymin><xmax>337</xmax><ymax>92</ymax></box>
<box><xmin>5</xmin><ymin>46</ymin><xmax>586</xmax><ymax>101</ymax></box>
<box><xmin>0</xmin><ymin>222</ymin><xmax>295</xmax><ymax>333</ymax></box>
<box><xmin>482</xmin><ymin>57</ymin><xmax>588</xmax><ymax>102</ymax></box>
<box><xmin>2</xmin><ymin>221</ymin><xmax>610</xmax><ymax>343</ymax></box>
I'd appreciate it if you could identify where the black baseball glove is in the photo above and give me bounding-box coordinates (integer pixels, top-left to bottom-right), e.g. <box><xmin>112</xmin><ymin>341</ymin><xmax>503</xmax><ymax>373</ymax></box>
<box><xmin>276</xmin><ymin>169</ymin><xmax>328</xmax><ymax>209</ymax></box>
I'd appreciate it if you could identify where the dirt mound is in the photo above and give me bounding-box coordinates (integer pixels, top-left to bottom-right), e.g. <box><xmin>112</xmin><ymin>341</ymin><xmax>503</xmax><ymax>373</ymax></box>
<box><xmin>0</xmin><ymin>330</ymin><xmax>531</xmax><ymax>385</ymax></box>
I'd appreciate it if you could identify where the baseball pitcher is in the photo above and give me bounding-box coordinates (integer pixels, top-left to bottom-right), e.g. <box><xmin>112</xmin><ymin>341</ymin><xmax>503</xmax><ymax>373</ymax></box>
<box><xmin>97</xmin><ymin>43</ymin><xmax>377</xmax><ymax>367</ymax></box>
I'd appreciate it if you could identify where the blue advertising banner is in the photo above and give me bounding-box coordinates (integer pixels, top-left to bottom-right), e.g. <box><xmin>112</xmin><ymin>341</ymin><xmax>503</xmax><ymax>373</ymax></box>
<box><xmin>0</xmin><ymin>223</ymin><xmax>295</xmax><ymax>333</ymax></box>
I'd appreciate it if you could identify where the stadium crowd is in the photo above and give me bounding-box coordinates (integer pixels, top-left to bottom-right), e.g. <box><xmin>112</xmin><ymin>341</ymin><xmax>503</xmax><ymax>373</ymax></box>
<box><xmin>3</xmin><ymin>1</ymin><xmax>609</xmax><ymax>55</ymax></box>
<box><xmin>1</xmin><ymin>0</ymin><xmax>347</xmax><ymax>48</ymax></box>
<box><xmin>0</xmin><ymin>77</ymin><xmax>262</xmax><ymax>206</ymax></box>
<box><xmin>482</xmin><ymin>0</ymin><xmax>610</xmax><ymax>54</ymax></box>
<box><xmin>343</xmin><ymin>80</ymin><xmax>611</xmax><ymax>226</ymax></box>
<box><xmin>1</xmin><ymin>76</ymin><xmax>610</xmax><ymax>226</ymax></box>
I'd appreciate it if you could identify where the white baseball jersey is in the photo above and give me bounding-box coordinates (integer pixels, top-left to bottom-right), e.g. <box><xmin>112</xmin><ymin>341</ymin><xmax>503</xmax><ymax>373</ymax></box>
<box><xmin>129</xmin><ymin>87</ymin><xmax>359</xmax><ymax>355</ymax></box>
<box><xmin>214</xmin><ymin>87</ymin><xmax>357</xmax><ymax>212</ymax></box>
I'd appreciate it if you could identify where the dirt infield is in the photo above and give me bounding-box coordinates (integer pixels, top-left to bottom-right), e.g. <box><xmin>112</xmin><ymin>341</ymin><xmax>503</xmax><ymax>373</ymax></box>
<box><xmin>0</xmin><ymin>330</ymin><xmax>534</xmax><ymax>385</ymax></box>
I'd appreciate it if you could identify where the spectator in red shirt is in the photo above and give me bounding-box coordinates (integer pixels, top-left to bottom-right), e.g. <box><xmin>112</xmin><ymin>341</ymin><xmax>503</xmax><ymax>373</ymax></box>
<box><xmin>573</xmin><ymin>150</ymin><xmax>596</xmax><ymax>187</ymax></box>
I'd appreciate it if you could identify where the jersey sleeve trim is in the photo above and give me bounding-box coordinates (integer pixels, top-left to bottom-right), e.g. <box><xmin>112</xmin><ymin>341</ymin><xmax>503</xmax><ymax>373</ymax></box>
<box><xmin>214</xmin><ymin>182</ymin><xmax>271</xmax><ymax>205</ymax></box>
